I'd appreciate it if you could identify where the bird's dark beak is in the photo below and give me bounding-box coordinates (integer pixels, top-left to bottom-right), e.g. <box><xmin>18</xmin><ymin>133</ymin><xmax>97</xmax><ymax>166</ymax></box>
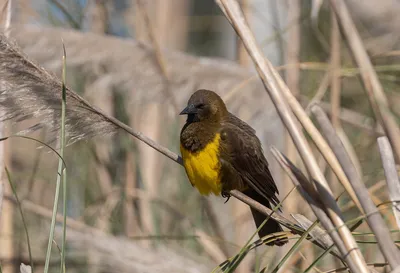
<box><xmin>180</xmin><ymin>104</ymin><xmax>197</xmax><ymax>115</ymax></box>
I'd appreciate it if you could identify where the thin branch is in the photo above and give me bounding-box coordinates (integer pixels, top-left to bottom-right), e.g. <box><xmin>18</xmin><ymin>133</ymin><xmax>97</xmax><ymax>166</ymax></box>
<box><xmin>311</xmin><ymin>104</ymin><xmax>400</xmax><ymax>269</ymax></box>
<box><xmin>377</xmin><ymin>137</ymin><xmax>400</xmax><ymax>229</ymax></box>
<box><xmin>215</xmin><ymin>1</ymin><xmax>366</xmax><ymax>271</ymax></box>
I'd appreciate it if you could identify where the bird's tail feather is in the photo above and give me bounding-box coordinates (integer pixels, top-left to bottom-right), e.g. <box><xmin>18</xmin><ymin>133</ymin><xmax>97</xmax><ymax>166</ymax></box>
<box><xmin>244</xmin><ymin>188</ymin><xmax>288</xmax><ymax>246</ymax></box>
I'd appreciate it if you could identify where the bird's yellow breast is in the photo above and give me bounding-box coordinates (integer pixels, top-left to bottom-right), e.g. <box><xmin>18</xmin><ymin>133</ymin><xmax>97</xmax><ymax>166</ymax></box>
<box><xmin>180</xmin><ymin>133</ymin><xmax>222</xmax><ymax>196</ymax></box>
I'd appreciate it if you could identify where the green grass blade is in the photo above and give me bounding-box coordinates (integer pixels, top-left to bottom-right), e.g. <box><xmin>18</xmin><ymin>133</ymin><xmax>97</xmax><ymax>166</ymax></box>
<box><xmin>43</xmin><ymin>41</ymin><xmax>68</xmax><ymax>273</ymax></box>
<box><xmin>270</xmin><ymin>220</ymin><xmax>319</xmax><ymax>273</ymax></box>
<box><xmin>216</xmin><ymin>186</ymin><xmax>297</xmax><ymax>273</ymax></box>
<box><xmin>5</xmin><ymin>167</ymin><xmax>34</xmax><ymax>272</ymax></box>
<box><xmin>43</xmin><ymin>167</ymin><xmax>62</xmax><ymax>273</ymax></box>
<box><xmin>302</xmin><ymin>219</ymin><xmax>363</xmax><ymax>273</ymax></box>
<box><xmin>0</xmin><ymin>135</ymin><xmax>66</xmax><ymax>168</ymax></box>
<box><xmin>60</xmin><ymin>42</ymin><xmax>68</xmax><ymax>273</ymax></box>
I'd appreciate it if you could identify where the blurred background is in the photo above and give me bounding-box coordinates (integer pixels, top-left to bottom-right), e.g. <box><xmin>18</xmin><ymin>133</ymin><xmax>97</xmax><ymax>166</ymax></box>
<box><xmin>1</xmin><ymin>0</ymin><xmax>400</xmax><ymax>272</ymax></box>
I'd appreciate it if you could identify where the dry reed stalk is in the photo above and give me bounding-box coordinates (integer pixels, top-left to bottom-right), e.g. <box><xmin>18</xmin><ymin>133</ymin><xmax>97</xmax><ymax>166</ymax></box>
<box><xmin>328</xmin><ymin>19</ymin><xmax>354</xmax><ymax>270</ymax></box>
<box><xmin>85</xmin><ymin>89</ymin><xmax>114</xmax><ymax>204</ymax></box>
<box><xmin>151</xmin><ymin>0</ymin><xmax>189</xmax><ymax>51</ymax></box>
<box><xmin>137</xmin><ymin>104</ymin><xmax>162</xmax><ymax>241</ymax></box>
<box><xmin>316</xmin><ymin>101</ymin><xmax>384</xmax><ymax>136</ymax></box>
<box><xmin>123</xmin><ymin>107</ymin><xmax>143</xmax><ymax>237</ymax></box>
<box><xmin>340</xmin><ymin>180</ymin><xmax>385</xmax><ymax>212</ymax></box>
<box><xmin>85</xmin><ymin>4</ymin><xmax>114</xmax><ymax>271</ymax></box>
<box><xmin>274</xmin><ymin>66</ymin><xmax>364</xmax><ymax>214</ymax></box>
<box><xmin>286</xmin><ymin>9</ymin><xmax>319</xmax><ymax>263</ymax></box>
<box><xmin>86</xmin><ymin>0</ymin><xmax>108</xmax><ymax>33</ymax></box>
<box><xmin>329</xmin><ymin>0</ymin><xmax>400</xmax><ymax>165</ymax></box>
<box><xmin>130</xmin><ymin>5</ymin><xmax>156</xmax><ymax>241</ymax></box>
<box><xmin>236</xmin><ymin>0</ymin><xmax>250</xmax><ymax>67</ymax></box>
<box><xmin>215</xmin><ymin>1</ymin><xmax>367</xmax><ymax>272</ymax></box>
<box><xmin>311</xmin><ymin>104</ymin><xmax>400</xmax><ymax>270</ymax></box>
<box><xmin>305</xmin><ymin>71</ymin><xmax>331</xmax><ymax>114</ymax></box>
<box><xmin>124</xmin><ymin>140</ymin><xmax>140</xmax><ymax>237</ymax></box>
<box><xmin>328</xmin><ymin>9</ymin><xmax>342</xmax><ymax>215</ymax></box>
<box><xmin>377</xmin><ymin>137</ymin><xmax>400</xmax><ymax>229</ymax></box>
<box><xmin>284</xmin><ymin>0</ymin><xmax>301</xmax><ymax>216</ymax></box>
<box><xmin>222</xmin><ymin>2</ymin><xmax>364</xmax><ymax>215</ymax></box>
<box><xmin>134</xmin><ymin>0</ymin><xmax>178</xmax><ymax>111</ymax></box>
<box><xmin>134</xmin><ymin>1</ymin><xmax>192</xmax><ymax>243</ymax></box>
<box><xmin>270</xmin><ymin>147</ymin><xmax>358</xmax><ymax>271</ymax></box>
<box><xmin>330</xmin><ymin>8</ymin><xmax>363</xmax><ymax>182</ymax></box>
<box><xmin>329</xmin><ymin>11</ymin><xmax>341</xmax><ymax>133</ymax></box>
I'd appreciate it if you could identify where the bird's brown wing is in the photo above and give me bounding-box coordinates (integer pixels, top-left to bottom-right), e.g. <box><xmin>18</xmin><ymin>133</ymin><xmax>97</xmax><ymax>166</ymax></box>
<box><xmin>225</xmin><ymin>113</ymin><xmax>256</xmax><ymax>134</ymax></box>
<box><xmin>219</xmin><ymin>122</ymin><xmax>280</xmax><ymax>206</ymax></box>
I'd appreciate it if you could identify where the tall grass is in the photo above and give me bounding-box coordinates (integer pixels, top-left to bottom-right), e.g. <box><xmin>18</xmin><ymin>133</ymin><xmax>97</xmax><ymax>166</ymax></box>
<box><xmin>43</xmin><ymin>43</ymin><xmax>68</xmax><ymax>273</ymax></box>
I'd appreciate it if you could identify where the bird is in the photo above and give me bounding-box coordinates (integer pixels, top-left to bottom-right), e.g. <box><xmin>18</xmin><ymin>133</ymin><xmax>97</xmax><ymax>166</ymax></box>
<box><xmin>179</xmin><ymin>89</ymin><xmax>288</xmax><ymax>246</ymax></box>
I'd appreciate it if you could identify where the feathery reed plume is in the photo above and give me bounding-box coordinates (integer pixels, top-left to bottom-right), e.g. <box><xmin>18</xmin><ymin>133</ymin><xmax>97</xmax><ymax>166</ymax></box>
<box><xmin>0</xmin><ymin>34</ymin><xmax>181</xmax><ymax>165</ymax></box>
<box><xmin>0</xmin><ymin>35</ymin><xmax>118</xmax><ymax>144</ymax></box>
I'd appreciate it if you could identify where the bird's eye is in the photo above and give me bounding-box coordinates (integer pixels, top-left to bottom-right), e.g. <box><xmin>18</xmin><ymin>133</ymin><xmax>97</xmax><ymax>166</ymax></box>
<box><xmin>197</xmin><ymin>103</ymin><xmax>205</xmax><ymax>109</ymax></box>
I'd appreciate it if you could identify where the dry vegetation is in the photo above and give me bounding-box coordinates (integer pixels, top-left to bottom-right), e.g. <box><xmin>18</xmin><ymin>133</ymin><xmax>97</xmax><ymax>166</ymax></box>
<box><xmin>1</xmin><ymin>0</ymin><xmax>400</xmax><ymax>273</ymax></box>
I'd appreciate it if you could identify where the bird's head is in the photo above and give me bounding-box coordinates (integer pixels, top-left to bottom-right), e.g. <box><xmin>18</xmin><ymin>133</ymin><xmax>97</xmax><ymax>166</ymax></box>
<box><xmin>180</xmin><ymin>89</ymin><xmax>227</xmax><ymax>123</ymax></box>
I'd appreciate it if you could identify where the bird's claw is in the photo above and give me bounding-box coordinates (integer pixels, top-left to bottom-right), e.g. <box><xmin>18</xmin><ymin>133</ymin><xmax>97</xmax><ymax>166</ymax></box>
<box><xmin>222</xmin><ymin>191</ymin><xmax>231</xmax><ymax>203</ymax></box>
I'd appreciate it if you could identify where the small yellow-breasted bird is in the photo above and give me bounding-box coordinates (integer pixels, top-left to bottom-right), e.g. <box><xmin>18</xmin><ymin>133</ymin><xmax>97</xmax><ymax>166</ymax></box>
<box><xmin>179</xmin><ymin>89</ymin><xmax>288</xmax><ymax>246</ymax></box>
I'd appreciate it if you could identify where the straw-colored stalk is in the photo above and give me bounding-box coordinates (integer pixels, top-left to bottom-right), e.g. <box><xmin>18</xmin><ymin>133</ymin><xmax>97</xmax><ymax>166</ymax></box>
<box><xmin>85</xmin><ymin>2</ymin><xmax>115</xmax><ymax>271</ymax></box>
<box><xmin>284</xmin><ymin>1</ymin><xmax>312</xmax><ymax>271</ymax></box>
<box><xmin>236</xmin><ymin>0</ymin><xmax>250</xmax><ymax>67</ymax></box>
<box><xmin>262</xmin><ymin>148</ymin><xmax>355</xmax><ymax>269</ymax></box>
<box><xmin>311</xmin><ymin>104</ymin><xmax>400</xmax><ymax>269</ymax></box>
<box><xmin>284</xmin><ymin>0</ymin><xmax>300</xmax><ymax>214</ymax></box>
<box><xmin>135</xmin><ymin>0</ymin><xmax>180</xmax><ymax>111</ymax></box>
<box><xmin>137</xmin><ymin>104</ymin><xmax>162</xmax><ymax>242</ymax></box>
<box><xmin>329</xmin><ymin>0</ymin><xmax>400</xmax><ymax>165</ymax></box>
<box><xmin>221</xmin><ymin>3</ymin><xmax>364</xmax><ymax>216</ymax></box>
<box><xmin>377</xmin><ymin>137</ymin><xmax>400</xmax><ymax>229</ymax></box>
<box><xmin>215</xmin><ymin>1</ymin><xmax>367</xmax><ymax>272</ymax></box>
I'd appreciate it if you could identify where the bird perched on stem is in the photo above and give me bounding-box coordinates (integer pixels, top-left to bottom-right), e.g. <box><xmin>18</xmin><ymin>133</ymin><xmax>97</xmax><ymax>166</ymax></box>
<box><xmin>179</xmin><ymin>89</ymin><xmax>288</xmax><ymax>246</ymax></box>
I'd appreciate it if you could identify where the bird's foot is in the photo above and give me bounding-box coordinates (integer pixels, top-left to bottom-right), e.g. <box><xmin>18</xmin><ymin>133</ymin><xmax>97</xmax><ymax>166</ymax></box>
<box><xmin>222</xmin><ymin>191</ymin><xmax>231</xmax><ymax>203</ymax></box>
